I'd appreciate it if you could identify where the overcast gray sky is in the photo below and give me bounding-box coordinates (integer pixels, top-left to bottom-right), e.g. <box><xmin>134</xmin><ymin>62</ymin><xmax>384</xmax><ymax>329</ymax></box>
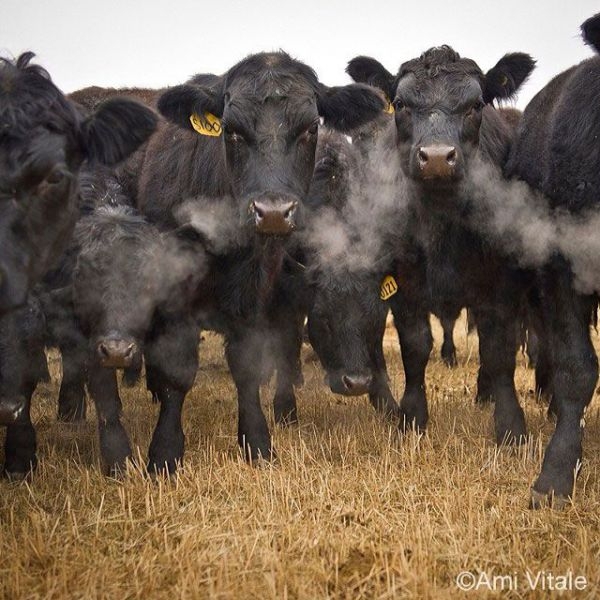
<box><xmin>2</xmin><ymin>0</ymin><xmax>598</xmax><ymax>107</ymax></box>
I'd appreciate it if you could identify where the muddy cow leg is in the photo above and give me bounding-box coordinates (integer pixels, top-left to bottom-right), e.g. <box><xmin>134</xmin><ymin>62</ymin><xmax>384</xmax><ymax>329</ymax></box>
<box><xmin>87</xmin><ymin>363</ymin><xmax>131</xmax><ymax>476</ymax></box>
<box><xmin>225</xmin><ymin>328</ymin><xmax>273</xmax><ymax>462</ymax></box>
<box><xmin>389</xmin><ymin>296</ymin><xmax>432</xmax><ymax>433</ymax></box>
<box><xmin>145</xmin><ymin>314</ymin><xmax>199</xmax><ymax>475</ymax></box>
<box><xmin>474</xmin><ymin>306</ymin><xmax>526</xmax><ymax>445</ymax></box>
<box><xmin>531</xmin><ymin>263</ymin><xmax>597</xmax><ymax>508</ymax></box>
<box><xmin>57</xmin><ymin>343</ymin><xmax>87</xmax><ymax>422</ymax></box>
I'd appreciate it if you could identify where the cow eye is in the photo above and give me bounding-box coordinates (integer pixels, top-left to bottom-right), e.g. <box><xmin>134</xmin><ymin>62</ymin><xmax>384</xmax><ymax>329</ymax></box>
<box><xmin>46</xmin><ymin>167</ymin><xmax>67</xmax><ymax>185</ymax></box>
<box><xmin>299</xmin><ymin>122</ymin><xmax>319</xmax><ymax>142</ymax></box>
<box><xmin>393</xmin><ymin>100</ymin><xmax>409</xmax><ymax>113</ymax></box>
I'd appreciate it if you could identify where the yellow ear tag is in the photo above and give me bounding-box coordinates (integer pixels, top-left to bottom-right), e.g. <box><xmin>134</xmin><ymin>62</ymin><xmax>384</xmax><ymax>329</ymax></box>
<box><xmin>384</xmin><ymin>101</ymin><xmax>395</xmax><ymax>115</ymax></box>
<box><xmin>189</xmin><ymin>112</ymin><xmax>222</xmax><ymax>137</ymax></box>
<box><xmin>380</xmin><ymin>275</ymin><xmax>398</xmax><ymax>300</ymax></box>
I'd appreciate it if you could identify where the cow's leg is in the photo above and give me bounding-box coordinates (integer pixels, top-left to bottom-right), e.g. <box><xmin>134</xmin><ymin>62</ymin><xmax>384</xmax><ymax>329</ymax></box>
<box><xmin>390</xmin><ymin>298</ymin><xmax>432</xmax><ymax>432</ymax></box>
<box><xmin>368</xmin><ymin>315</ymin><xmax>399</xmax><ymax>418</ymax></box>
<box><xmin>57</xmin><ymin>344</ymin><xmax>87</xmax><ymax>422</ymax></box>
<box><xmin>4</xmin><ymin>385</ymin><xmax>37</xmax><ymax>478</ymax></box>
<box><xmin>87</xmin><ymin>363</ymin><xmax>131</xmax><ymax>476</ymax></box>
<box><xmin>272</xmin><ymin>314</ymin><xmax>303</xmax><ymax>426</ymax></box>
<box><xmin>145</xmin><ymin>315</ymin><xmax>199</xmax><ymax>475</ymax></box>
<box><xmin>531</xmin><ymin>265</ymin><xmax>597</xmax><ymax>508</ymax></box>
<box><xmin>474</xmin><ymin>307</ymin><xmax>526</xmax><ymax>445</ymax></box>
<box><xmin>440</xmin><ymin>311</ymin><xmax>458</xmax><ymax>367</ymax></box>
<box><xmin>225</xmin><ymin>330</ymin><xmax>272</xmax><ymax>462</ymax></box>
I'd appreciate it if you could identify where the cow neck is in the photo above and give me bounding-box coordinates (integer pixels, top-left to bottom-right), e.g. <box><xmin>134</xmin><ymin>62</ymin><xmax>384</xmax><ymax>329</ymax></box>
<box><xmin>253</xmin><ymin>237</ymin><xmax>286</xmax><ymax>310</ymax></box>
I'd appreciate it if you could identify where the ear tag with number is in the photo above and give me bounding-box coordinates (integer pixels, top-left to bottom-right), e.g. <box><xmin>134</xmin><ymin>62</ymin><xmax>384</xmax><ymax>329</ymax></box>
<box><xmin>380</xmin><ymin>275</ymin><xmax>398</xmax><ymax>300</ymax></box>
<box><xmin>189</xmin><ymin>112</ymin><xmax>222</xmax><ymax>137</ymax></box>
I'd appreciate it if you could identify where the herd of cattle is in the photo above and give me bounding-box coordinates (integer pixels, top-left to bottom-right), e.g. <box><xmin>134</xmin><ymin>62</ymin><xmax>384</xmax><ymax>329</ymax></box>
<box><xmin>2</xmin><ymin>12</ymin><xmax>600</xmax><ymax>510</ymax></box>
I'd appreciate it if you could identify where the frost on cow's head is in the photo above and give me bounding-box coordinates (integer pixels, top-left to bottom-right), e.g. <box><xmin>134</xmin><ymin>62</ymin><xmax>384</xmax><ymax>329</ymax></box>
<box><xmin>157</xmin><ymin>52</ymin><xmax>386</xmax><ymax>237</ymax></box>
<box><xmin>347</xmin><ymin>47</ymin><xmax>535</xmax><ymax>193</ymax></box>
<box><xmin>0</xmin><ymin>52</ymin><xmax>157</xmax><ymax>313</ymax></box>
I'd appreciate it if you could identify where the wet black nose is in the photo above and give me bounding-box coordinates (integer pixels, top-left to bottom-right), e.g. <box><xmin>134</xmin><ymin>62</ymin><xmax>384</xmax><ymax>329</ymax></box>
<box><xmin>97</xmin><ymin>338</ymin><xmax>137</xmax><ymax>368</ymax></box>
<box><xmin>250</xmin><ymin>199</ymin><xmax>298</xmax><ymax>235</ymax></box>
<box><xmin>341</xmin><ymin>374</ymin><xmax>373</xmax><ymax>396</ymax></box>
<box><xmin>416</xmin><ymin>145</ymin><xmax>457</xmax><ymax>180</ymax></box>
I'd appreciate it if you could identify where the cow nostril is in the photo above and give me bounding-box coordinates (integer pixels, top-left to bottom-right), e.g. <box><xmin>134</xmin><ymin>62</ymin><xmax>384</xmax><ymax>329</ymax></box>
<box><xmin>446</xmin><ymin>148</ymin><xmax>457</xmax><ymax>166</ymax></box>
<box><xmin>124</xmin><ymin>344</ymin><xmax>135</xmax><ymax>360</ymax></box>
<box><xmin>342</xmin><ymin>375</ymin><xmax>353</xmax><ymax>390</ymax></box>
<box><xmin>417</xmin><ymin>148</ymin><xmax>428</xmax><ymax>165</ymax></box>
<box><xmin>285</xmin><ymin>202</ymin><xmax>298</xmax><ymax>220</ymax></box>
<box><xmin>252</xmin><ymin>201</ymin><xmax>265</xmax><ymax>219</ymax></box>
<box><xmin>98</xmin><ymin>343</ymin><xmax>109</xmax><ymax>359</ymax></box>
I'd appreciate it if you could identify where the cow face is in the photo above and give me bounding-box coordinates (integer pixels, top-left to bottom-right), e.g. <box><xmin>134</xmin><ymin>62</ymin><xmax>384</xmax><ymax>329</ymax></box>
<box><xmin>308</xmin><ymin>273</ymin><xmax>388</xmax><ymax>396</ymax></box>
<box><xmin>157</xmin><ymin>52</ymin><xmax>386</xmax><ymax>237</ymax></box>
<box><xmin>0</xmin><ymin>53</ymin><xmax>157</xmax><ymax>313</ymax></box>
<box><xmin>73</xmin><ymin>207</ymin><xmax>163</xmax><ymax>370</ymax></box>
<box><xmin>347</xmin><ymin>48</ymin><xmax>534</xmax><ymax>192</ymax></box>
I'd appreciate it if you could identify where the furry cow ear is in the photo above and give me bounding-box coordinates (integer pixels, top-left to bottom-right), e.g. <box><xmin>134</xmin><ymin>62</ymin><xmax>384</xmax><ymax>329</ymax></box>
<box><xmin>81</xmin><ymin>98</ymin><xmax>158</xmax><ymax>166</ymax></box>
<box><xmin>582</xmin><ymin>13</ymin><xmax>600</xmax><ymax>54</ymax></box>
<box><xmin>317</xmin><ymin>84</ymin><xmax>386</xmax><ymax>133</ymax></box>
<box><xmin>483</xmin><ymin>53</ymin><xmax>536</xmax><ymax>104</ymax></box>
<box><xmin>157</xmin><ymin>84</ymin><xmax>224</xmax><ymax>130</ymax></box>
<box><xmin>346</xmin><ymin>56</ymin><xmax>397</xmax><ymax>101</ymax></box>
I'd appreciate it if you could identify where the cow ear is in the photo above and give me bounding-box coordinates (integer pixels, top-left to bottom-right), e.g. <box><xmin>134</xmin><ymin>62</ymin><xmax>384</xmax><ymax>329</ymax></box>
<box><xmin>582</xmin><ymin>13</ymin><xmax>600</xmax><ymax>54</ymax></box>
<box><xmin>157</xmin><ymin>83</ymin><xmax>224</xmax><ymax>130</ymax></box>
<box><xmin>346</xmin><ymin>56</ymin><xmax>396</xmax><ymax>100</ymax></box>
<box><xmin>317</xmin><ymin>84</ymin><xmax>386</xmax><ymax>133</ymax></box>
<box><xmin>483</xmin><ymin>53</ymin><xmax>535</xmax><ymax>104</ymax></box>
<box><xmin>80</xmin><ymin>98</ymin><xmax>158</xmax><ymax>166</ymax></box>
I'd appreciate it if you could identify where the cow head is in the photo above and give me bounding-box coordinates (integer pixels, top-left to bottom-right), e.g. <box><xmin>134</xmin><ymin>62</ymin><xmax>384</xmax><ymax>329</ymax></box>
<box><xmin>157</xmin><ymin>52</ymin><xmax>386</xmax><ymax>237</ymax></box>
<box><xmin>0</xmin><ymin>52</ymin><xmax>157</xmax><ymax>313</ymax></box>
<box><xmin>347</xmin><ymin>47</ymin><xmax>534</xmax><ymax>192</ymax></box>
<box><xmin>307</xmin><ymin>271</ymin><xmax>388</xmax><ymax>396</ymax></box>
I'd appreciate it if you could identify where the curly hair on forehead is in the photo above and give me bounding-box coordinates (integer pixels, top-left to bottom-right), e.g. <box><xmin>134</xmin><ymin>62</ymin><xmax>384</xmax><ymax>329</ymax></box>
<box><xmin>0</xmin><ymin>52</ymin><xmax>80</xmax><ymax>140</ymax></box>
<box><xmin>398</xmin><ymin>45</ymin><xmax>484</xmax><ymax>82</ymax></box>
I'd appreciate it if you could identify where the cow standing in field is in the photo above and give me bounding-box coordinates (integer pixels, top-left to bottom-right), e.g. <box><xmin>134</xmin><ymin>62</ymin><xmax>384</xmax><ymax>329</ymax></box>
<box><xmin>0</xmin><ymin>53</ymin><xmax>158</xmax><ymax>476</ymax></box>
<box><xmin>342</xmin><ymin>47</ymin><xmax>535</xmax><ymax>442</ymax></box>
<box><xmin>506</xmin><ymin>13</ymin><xmax>600</xmax><ymax>507</ymax></box>
<box><xmin>43</xmin><ymin>171</ymin><xmax>208</xmax><ymax>475</ymax></box>
<box><xmin>135</xmin><ymin>52</ymin><xmax>386</xmax><ymax>463</ymax></box>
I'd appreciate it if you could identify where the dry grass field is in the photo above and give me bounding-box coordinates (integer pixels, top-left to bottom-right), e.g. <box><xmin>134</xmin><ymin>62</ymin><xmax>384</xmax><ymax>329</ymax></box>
<box><xmin>0</xmin><ymin>313</ymin><xmax>599</xmax><ymax>599</ymax></box>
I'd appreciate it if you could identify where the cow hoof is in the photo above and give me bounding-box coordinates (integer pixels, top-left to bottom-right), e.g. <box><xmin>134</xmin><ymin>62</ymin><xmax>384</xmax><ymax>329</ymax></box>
<box><xmin>243</xmin><ymin>444</ymin><xmax>276</xmax><ymax>465</ymax></box>
<box><xmin>274</xmin><ymin>411</ymin><xmax>299</xmax><ymax>428</ymax></box>
<box><xmin>398</xmin><ymin>413</ymin><xmax>427</xmax><ymax>435</ymax></box>
<box><xmin>442</xmin><ymin>353</ymin><xmax>458</xmax><ymax>368</ymax></box>
<box><xmin>57</xmin><ymin>409</ymin><xmax>86</xmax><ymax>423</ymax></box>
<box><xmin>4</xmin><ymin>468</ymin><xmax>32</xmax><ymax>482</ymax></box>
<box><xmin>495</xmin><ymin>409</ymin><xmax>527</xmax><ymax>446</ymax></box>
<box><xmin>147</xmin><ymin>456</ymin><xmax>182</xmax><ymax>477</ymax></box>
<box><xmin>529</xmin><ymin>488</ymin><xmax>570</xmax><ymax>510</ymax></box>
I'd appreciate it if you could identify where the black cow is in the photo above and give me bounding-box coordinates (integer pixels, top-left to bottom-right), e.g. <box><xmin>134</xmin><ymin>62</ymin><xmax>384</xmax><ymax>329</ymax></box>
<box><xmin>136</xmin><ymin>52</ymin><xmax>386</xmax><ymax>462</ymax></box>
<box><xmin>506</xmin><ymin>13</ymin><xmax>600</xmax><ymax>507</ymax></box>
<box><xmin>304</xmin><ymin>130</ymin><xmax>399</xmax><ymax>416</ymax></box>
<box><xmin>0</xmin><ymin>52</ymin><xmax>157</xmax><ymax>314</ymax></box>
<box><xmin>345</xmin><ymin>46</ymin><xmax>535</xmax><ymax>441</ymax></box>
<box><xmin>43</xmin><ymin>171</ymin><xmax>208</xmax><ymax>475</ymax></box>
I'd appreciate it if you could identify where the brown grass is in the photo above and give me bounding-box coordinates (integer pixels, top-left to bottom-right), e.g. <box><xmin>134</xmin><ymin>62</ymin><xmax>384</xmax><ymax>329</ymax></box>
<box><xmin>1</xmin><ymin>313</ymin><xmax>599</xmax><ymax>599</ymax></box>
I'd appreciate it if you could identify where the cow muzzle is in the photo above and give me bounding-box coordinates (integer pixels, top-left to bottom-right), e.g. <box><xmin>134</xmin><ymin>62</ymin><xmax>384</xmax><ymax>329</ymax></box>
<box><xmin>327</xmin><ymin>372</ymin><xmax>373</xmax><ymax>396</ymax></box>
<box><xmin>97</xmin><ymin>337</ymin><xmax>138</xmax><ymax>368</ymax></box>
<box><xmin>416</xmin><ymin>145</ymin><xmax>458</xmax><ymax>180</ymax></box>
<box><xmin>249</xmin><ymin>196</ymin><xmax>298</xmax><ymax>236</ymax></box>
